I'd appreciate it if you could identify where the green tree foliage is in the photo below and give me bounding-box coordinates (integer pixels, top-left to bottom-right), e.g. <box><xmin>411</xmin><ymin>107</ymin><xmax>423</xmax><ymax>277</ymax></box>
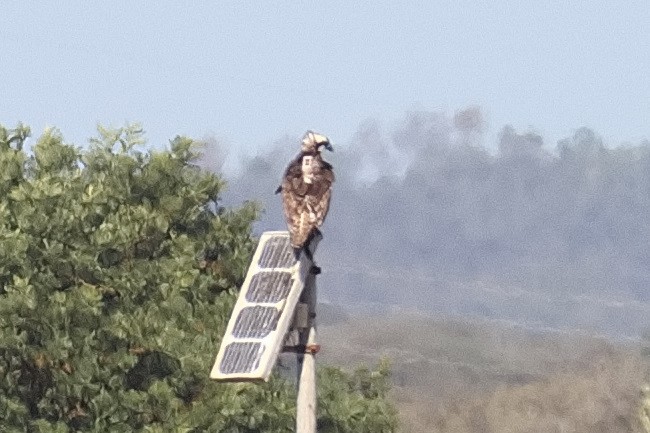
<box><xmin>318</xmin><ymin>358</ymin><xmax>397</xmax><ymax>433</ymax></box>
<box><xmin>0</xmin><ymin>123</ymin><xmax>398</xmax><ymax>432</ymax></box>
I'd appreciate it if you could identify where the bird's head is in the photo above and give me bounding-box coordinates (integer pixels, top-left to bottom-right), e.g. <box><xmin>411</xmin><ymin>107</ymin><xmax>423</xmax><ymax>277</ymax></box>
<box><xmin>301</xmin><ymin>130</ymin><xmax>333</xmax><ymax>153</ymax></box>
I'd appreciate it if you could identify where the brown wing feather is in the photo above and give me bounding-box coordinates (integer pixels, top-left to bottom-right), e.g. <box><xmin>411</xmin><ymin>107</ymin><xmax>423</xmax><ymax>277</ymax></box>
<box><xmin>280</xmin><ymin>155</ymin><xmax>309</xmax><ymax>248</ymax></box>
<box><xmin>308</xmin><ymin>156</ymin><xmax>334</xmax><ymax>226</ymax></box>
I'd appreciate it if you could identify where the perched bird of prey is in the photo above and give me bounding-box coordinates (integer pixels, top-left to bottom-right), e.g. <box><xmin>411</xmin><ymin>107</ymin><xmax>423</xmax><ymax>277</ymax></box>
<box><xmin>276</xmin><ymin>131</ymin><xmax>334</xmax><ymax>267</ymax></box>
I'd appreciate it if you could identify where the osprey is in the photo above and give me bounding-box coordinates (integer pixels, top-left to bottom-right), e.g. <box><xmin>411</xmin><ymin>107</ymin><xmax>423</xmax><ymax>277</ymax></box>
<box><xmin>276</xmin><ymin>131</ymin><xmax>334</xmax><ymax>266</ymax></box>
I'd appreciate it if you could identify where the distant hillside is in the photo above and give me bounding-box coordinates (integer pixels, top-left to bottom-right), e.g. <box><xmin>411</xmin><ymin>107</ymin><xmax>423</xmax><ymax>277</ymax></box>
<box><xmin>315</xmin><ymin>308</ymin><xmax>649</xmax><ymax>433</ymax></box>
<box><xmin>319</xmin><ymin>271</ymin><xmax>650</xmax><ymax>338</ymax></box>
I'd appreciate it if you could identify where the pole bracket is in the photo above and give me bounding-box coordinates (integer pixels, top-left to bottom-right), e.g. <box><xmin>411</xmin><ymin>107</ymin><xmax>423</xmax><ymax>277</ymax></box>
<box><xmin>282</xmin><ymin>343</ymin><xmax>321</xmax><ymax>354</ymax></box>
<box><xmin>305</xmin><ymin>343</ymin><xmax>320</xmax><ymax>354</ymax></box>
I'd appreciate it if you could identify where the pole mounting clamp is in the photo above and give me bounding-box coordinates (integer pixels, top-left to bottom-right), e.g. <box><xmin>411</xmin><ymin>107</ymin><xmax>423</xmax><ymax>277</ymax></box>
<box><xmin>305</xmin><ymin>343</ymin><xmax>321</xmax><ymax>354</ymax></box>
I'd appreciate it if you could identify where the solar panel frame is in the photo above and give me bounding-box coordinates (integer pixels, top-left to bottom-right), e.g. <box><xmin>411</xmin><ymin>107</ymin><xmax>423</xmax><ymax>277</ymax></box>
<box><xmin>210</xmin><ymin>231</ymin><xmax>318</xmax><ymax>381</ymax></box>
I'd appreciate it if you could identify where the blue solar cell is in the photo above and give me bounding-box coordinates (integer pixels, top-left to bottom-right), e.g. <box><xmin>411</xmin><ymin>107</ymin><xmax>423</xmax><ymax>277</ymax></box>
<box><xmin>246</xmin><ymin>271</ymin><xmax>294</xmax><ymax>303</ymax></box>
<box><xmin>258</xmin><ymin>235</ymin><xmax>294</xmax><ymax>268</ymax></box>
<box><xmin>232</xmin><ymin>306</ymin><xmax>281</xmax><ymax>338</ymax></box>
<box><xmin>219</xmin><ymin>342</ymin><xmax>264</xmax><ymax>374</ymax></box>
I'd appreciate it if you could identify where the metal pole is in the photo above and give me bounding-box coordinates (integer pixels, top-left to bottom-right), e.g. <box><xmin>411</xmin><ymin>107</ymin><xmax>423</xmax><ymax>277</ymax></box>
<box><xmin>296</xmin><ymin>269</ymin><xmax>317</xmax><ymax>433</ymax></box>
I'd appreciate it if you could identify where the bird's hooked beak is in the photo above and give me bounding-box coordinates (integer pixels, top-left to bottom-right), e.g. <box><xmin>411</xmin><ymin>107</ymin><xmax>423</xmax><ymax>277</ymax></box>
<box><xmin>323</xmin><ymin>141</ymin><xmax>334</xmax><ymax>152</ymax></box>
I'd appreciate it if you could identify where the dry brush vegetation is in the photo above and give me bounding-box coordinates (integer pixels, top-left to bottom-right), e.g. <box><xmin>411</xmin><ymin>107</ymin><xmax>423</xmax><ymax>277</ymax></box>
<box><xmin>318</xmin><ymin>307</ymin><xmax>650</xmax><ymax>433</ymax></box>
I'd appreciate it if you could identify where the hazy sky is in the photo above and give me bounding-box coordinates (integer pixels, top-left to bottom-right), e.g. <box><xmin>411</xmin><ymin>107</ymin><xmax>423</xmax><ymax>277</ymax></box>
<box><xmin>2</xmin><ymin>1</ymin><xmax>649</xmax><ymax>160</ymax></box>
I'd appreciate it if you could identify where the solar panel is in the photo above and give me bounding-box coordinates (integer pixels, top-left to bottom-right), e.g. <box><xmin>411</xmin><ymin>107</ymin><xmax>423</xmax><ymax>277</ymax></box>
<box><xmin>210</xmin><ymin>231</ymin><xmax>319</xmax><ymax>381</ymax></box>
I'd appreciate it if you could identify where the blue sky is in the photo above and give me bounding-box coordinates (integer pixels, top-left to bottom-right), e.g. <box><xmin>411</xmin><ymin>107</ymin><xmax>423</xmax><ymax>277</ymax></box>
<box><xmin>2</xmin><ymin>1</ymin><xmax>649</xmax><ymax>164</ymax></box>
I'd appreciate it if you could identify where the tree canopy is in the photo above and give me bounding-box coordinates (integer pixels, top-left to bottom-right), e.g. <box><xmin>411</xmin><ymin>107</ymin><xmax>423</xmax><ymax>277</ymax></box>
<box><xmin>0</xmin><ymin>123</ymin><xmax>397</xmax><ymax>432</ymax></box>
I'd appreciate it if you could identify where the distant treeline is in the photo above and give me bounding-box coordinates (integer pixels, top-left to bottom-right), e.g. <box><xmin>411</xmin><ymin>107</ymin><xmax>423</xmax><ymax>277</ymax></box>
<box><xmin>218</xmin><ymin>108</ymin><xmax>650</xmax><ymax>335</ymax></box>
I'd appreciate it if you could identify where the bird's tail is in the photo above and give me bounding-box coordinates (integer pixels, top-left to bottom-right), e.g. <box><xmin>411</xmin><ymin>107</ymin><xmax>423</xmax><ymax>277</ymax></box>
<box><xmin>294</xmin><ymin>229</ymin><xmax>321</xmax><ymax>262</ymax></box>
